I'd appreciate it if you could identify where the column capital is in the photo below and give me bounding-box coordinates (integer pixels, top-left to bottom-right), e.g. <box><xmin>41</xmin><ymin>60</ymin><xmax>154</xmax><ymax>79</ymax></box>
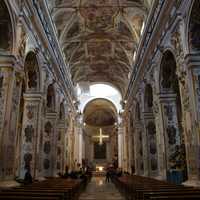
<box><xmin>46</xmin><ymin>112</ymin><xmax>57</xmax><ymax>119</ymax></box>
<box><xmin>0</xmin><ymin>54</ymin><xmax>16</xmax><ymax>67</ymax></box>
<box><xmin>185</xmin><ymin>53</ymin><xmax>200</xmax><ymax>68</ymax></box>
<box><xmin>23</xmin><ymin>93</ymin><xmax>43</xmax><ymax>101</ymax></box>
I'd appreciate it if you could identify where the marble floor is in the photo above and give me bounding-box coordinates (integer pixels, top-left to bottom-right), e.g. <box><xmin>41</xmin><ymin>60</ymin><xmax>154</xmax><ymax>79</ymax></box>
<box><xmin>79</xmin><ymin>176</ymin><xmax>125</xmax><ymax>200</ymax></box>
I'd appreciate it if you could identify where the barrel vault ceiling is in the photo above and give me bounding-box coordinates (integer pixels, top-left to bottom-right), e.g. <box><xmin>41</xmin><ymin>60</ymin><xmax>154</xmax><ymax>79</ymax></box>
<box><xmin>49</xmin><ymin>0</ymin><xmax>152</xmax><ymax>95</ymax></box>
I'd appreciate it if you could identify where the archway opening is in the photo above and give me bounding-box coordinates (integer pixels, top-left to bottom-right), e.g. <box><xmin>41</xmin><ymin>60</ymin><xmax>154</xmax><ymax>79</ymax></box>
<box><xmin>0</xmin><ymin>1</ymin><xmax>12</xmax><ymax>51</ymax></box>
<box><xmin>83</xmin><ymin>98</ymin><xmax>118</xmax><ymax>172</ymax></box>
<box><xmin>24</xmin><ymin>52</ymin><xmax>40</xmax><ymax>92</ymax></box>
<box><xmin>189</xmin><ymin>0</ymin><xmax>200</xmax><ymax>51</ymax></box>
<box><xmin>160</xmin><ymin>50</ymin><xmax>187</xmax><ymax>182</ymax></box>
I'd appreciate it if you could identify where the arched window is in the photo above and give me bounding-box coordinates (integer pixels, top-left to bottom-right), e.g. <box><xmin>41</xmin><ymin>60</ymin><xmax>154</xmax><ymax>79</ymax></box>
<box><xmin>59</xmin><ymin>102</ymin><xmax>65</xmax><ymax>120</ymax></box>
<box><xmin>160</xmin><ymin>51</ymin><xmax>178</xmax><ymax>93</ymax></box>
<box><xmin>0</xmin><ymin>1</ymin><xmax>12</xmax><ymax>51</ymax></box>
<box><xmin>24</xmin><ymin>52</ymin><xmax>39</xmax><ymax>91</ymax></box>
<box><xmin>189</xmin><ymin>0</ymin><xmax>200</xmax><ymax>51</ymax></box>
<box><xmin>144</xmin><ymin>84</ymin><xmax>153</xmax><ymax>112</ymax></box>
<box><xmin>46</xmin><ymin>84</ymin><xmax>55</xmax><ymax>111</ymax></box>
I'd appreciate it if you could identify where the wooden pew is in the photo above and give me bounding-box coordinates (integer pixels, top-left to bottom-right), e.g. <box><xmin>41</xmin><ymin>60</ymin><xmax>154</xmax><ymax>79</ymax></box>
<box><xmin>112</xmin><ymin>175</ymin><xmax>200</xmax><ymax>200</ymax></box>
<box><xmin>0</xmin><ymin>177</ymin><xmax>87</xmax><ymax>200</ymax></box>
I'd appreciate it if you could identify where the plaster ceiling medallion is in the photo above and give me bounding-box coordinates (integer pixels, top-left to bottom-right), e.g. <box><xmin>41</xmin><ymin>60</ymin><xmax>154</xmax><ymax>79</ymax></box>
<box><xmin>79</xmin><ymin>0</ymin><xmax>120</xmax><ymax>32</ymax></box>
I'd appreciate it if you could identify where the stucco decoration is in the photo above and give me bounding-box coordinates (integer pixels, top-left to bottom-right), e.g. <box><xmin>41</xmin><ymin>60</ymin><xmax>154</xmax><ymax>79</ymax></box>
<box><xmin>52</xmin><ymin>0</ymin><xmax>150</xmax><ymax>94</ymax></box>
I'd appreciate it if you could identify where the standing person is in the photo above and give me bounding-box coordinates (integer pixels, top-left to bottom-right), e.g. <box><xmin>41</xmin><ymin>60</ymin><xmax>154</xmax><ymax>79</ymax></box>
<box><xmin>24</xmin><ymin>166</ymin><xmax>33</xmax><ymax>185</ymax></box>
<box><xmin>106</xmin><ymin>169</ymin><xmax>110</xmax><ymax>182</ymax></box>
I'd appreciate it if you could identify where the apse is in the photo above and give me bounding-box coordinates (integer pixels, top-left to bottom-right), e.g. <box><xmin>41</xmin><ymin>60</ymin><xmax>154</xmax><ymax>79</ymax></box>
<box><xmin>83</xmin><ymin>98</ymin><xmax>118</xmax><ymax>170</ymax></box>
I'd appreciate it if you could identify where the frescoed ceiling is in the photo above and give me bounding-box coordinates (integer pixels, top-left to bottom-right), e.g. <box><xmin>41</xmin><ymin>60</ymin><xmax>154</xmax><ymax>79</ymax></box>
<box><xmin>83</xmin><ymin>98</ymin><xmax>117</xmax><ymax>137</ymax></box>
<box><xmin>83</xmin><ymin>98</ymin><xmax>117</xmax><ymax>127</ymax></box>
<box><xmin>50</xmin><ymin>0</ymin><xmax>153</xmax><ymax>95</ymax></box>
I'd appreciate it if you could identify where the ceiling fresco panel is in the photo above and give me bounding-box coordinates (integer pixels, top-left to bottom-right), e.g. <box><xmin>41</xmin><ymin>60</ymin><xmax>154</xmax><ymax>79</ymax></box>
<box><xmin>51</xmin><ymin>0</ymin><xmax>152</xmax><ymax>95</ymax></box>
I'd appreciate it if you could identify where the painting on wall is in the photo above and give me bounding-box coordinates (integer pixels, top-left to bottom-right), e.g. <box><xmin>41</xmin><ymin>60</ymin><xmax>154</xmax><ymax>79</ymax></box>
<box><xmin>94</xmin><ymin>141</ymin><xmax>106</xmax><ymax>159</ymax></box>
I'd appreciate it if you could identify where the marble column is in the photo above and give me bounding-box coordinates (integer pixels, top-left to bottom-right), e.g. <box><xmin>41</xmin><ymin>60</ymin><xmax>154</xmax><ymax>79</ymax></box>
<box><xmin>134</xmin><ymin>123</ymin><xmax>144</xmax><ymax>175</ymax></box>
<box><xmin>159</xmin><ymin>95</ymin><xmax>181</xmax><ymax>173</ymax></box>
<box><xmin>154</xmin><ymin>96</ymin><xmax>167</xmax><ymax>180</ymax></box>
<box><xmin>42</xmin><ymin>112</ymin><xmax>57</xmax><ymax>177</ymax></box>
<box><xmin>117</xmin><ymin>128</ymin><xmax>123</xmax><ymax>168</ymax></box>
<box><xmin>181</xmin><ymin>54</ymin><xmax>200</xmax><ymax>186</ymax></box>
<box><xmin>19</xmin><ymin>93</ymin><xmax>42</xmax><ymax>178</ymax></box>
<box><xmin>55</xmin><ymin>121</ymin><xmax>67</xmax><ymax>175</ymax></box>
<box><xmin>0</xmin><ymin>57</ymin><xmax>22</xmax><ymax>180</ymax></box>
<box><xmin>142</xmin><ymin>113</ymin><xmax>150</xmax><ymax>176</ymax></box>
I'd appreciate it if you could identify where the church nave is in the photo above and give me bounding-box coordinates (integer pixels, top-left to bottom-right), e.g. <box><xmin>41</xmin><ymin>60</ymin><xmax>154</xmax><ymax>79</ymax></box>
<box><xmin>79</xmin><ymin>177</ymin><xmax>124</xmax><ymax>200</ymax></box>
<box><xmin>1</xmin><ymin>0</ymin><xmax>200</xmax><ymax>199</ymax></box>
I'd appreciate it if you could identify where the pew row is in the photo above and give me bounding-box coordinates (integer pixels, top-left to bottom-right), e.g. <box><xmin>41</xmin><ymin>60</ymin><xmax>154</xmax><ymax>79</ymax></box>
<box><xmin>112</xmin><ymin>175</ymin><xmax>200</xmax><ymax>200</ymax></box>
<box><xmin>0</xmin><ymin>177</ymin><xmax>90</xmax><ymax>200</ymax></box>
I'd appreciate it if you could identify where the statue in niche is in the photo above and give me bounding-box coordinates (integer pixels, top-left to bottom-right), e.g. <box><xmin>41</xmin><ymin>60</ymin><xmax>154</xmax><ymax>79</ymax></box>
<box><xmin>147</xmin><ymin>122</ymin><xmax>156</xmax><ymax>136</ymax></box>
<box><xmin>44</xmin><ymin>122</ymin><xmax>52</xmax><ymax>136</ymax></box>
<box><xmin>57</xmin><ymin>162</ymin><xmax>61</xmax><ymax>170</ymax></box>
<box><xmin>139</xmin><ymin>131</ymin><xmax>142</xmax><ymax>141</ymax></box>
<box><xmin>28</xmin><ymin>70</ymin><xmax>37</xmax><ymax>89</ymax></box>
<box><xmin>151</xmin><ymin>158</ymin><xmax>158</xmax><ymax>171</ymax></box>
<box><xmin>167</xmin><ymin>125</ymin><xmax>176</xmax><ymax>145</ymax></box>
<box><xmin>57</xmin><ymin>131</ymin><xmax>61</xmax><ymax>141</ymax></box>
<box><xmin>57</xmin><ymin>147</ymin><xmax>61</xmax><ymax>155</ymax></box>
<box><xmin>43</xmin><ymin>159</ymin><xmax>50</xmax><ymax>170</ymax></box>
<box><xmin>140</xmin><ymin>162</ymin><xmax>144</xmax><ymax>171</ymax></box>
<box><xmin>0</xmin><ymin>76</ymin><xmax>3</xmax><ymax>97</ymax></box>
<box><xmin>18</xmin><ymin>29</ymin><xmax>26</xmax><ymax>57</ymax></box>
<box><xmin>44</xmin><ymin>141</ymin><xmax>51</xmax><ymax>154</ymax></box>
<box><xmin>59</xmin><ymin>103</ymin><xmax>65</xmax><ymax>120</ymax></box>
<box><xmin>39</xmin><ymin>132</ymin><xmax>43</xmax><ymax>146</ymax></box>
<box><xmin>164</xmin><ymin>105</ymin><xmax>173</xmax><ymax>121</ymax></box>
<box><xmin>169</xmin><ymin>145</ymin><xmax>186</xmax><ymax>170</ymax></box>
<box><xmin>24</xmin><ymin>125</ymin><xmax>34</xmax><ymax>142</ymax></box>
<box><xmin>139</xmin><ymin>147</ymin><xmax>143</xmax><ymax>156</ymax></box>
<box><xmin>24</xmin><ymin>153</ymin><xmax>32</xmax><ymax>169</ymax></box>
<box><xmin>26</xmin><ymin>105</ymin><xmax>34</xmax><ymax>119</ymax></box>
<box><xmin>47</xmin><ymin>85</ymin><xmax>54</xmax><ymax>109</ymax></box>
<box><xmin>150</xmin><ymin>142</ymin><xmax>157</xmax><ymax>154</ymax></box>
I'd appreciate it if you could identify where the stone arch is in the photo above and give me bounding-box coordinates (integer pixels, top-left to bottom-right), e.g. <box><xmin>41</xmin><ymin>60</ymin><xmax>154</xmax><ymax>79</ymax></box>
<box><xmin>24</xmin><ymin>52</ymin><xmax>40</xmax><ymax>92</ymax></box>
<box><xmin>159</xmin><ymin>51</ymin><xmax>178</xmax><ymax>93</ymax></box>
<box><xmin>0</xmin><ymin>1</ymin><xmax>14</xmax><ymax>52</ymax></box>
<box><xmin>188</xmin><ymin>0</ymin><xmax>200</xmax><ymax>52</ymax></box>
<box><xmin>146</xmin><ymin>121</ymin><xmax>158</xmax><ymax>172</ymax></box>
<box><xmin>159</xmin><ymin>50</ymin><xmax>187</xmax><ymax>180</ymax></box>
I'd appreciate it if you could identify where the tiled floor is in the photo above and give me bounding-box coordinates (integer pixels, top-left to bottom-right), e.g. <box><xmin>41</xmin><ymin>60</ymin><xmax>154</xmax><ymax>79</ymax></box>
<box><xmin>79</xmin><ymin>176</ymin><xmax>125</xmax><ymax>200</ymax></box>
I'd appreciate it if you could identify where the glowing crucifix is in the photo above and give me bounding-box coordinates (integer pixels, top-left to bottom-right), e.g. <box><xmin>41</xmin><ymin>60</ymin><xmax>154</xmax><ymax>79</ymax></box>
<box><xmin>93</xmin><ymin>128</ymin><xmax>109</xmax><ymax>145</ymax></box>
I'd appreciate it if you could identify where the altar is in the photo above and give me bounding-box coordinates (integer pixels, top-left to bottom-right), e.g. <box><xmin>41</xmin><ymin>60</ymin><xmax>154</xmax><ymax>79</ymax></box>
<box><xmin>93</xmin><ymin>164</ymin><xmax>106</xmax><ymax>176</ymax></box>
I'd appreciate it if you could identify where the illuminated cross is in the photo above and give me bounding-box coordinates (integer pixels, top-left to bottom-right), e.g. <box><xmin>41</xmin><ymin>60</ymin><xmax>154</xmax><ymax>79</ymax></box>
<box><xmin>93</xmin><ymin>128</ymin><xmax>109</xmax><ymax>145</ymax></box>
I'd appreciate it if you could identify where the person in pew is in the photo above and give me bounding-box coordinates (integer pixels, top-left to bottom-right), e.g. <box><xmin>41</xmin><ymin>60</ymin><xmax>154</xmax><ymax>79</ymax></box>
<box><xmin>24</xmin><ymin>166</ymin><xmax>33</xmax><ymax>185</ymax></box>
<box><xmin>69</xmin><ymin>170</ymin><xmax>78</xmax><ymax>179</ymax></box>
<box><xmin>117</xmin><ymin>168</ymin><xmax>122</xmax><ymax>177</ymax></box>
<box><xmin>63</xmin><ymin>165</ymin><xmax>69</xmax><ymax>178</ymax></box>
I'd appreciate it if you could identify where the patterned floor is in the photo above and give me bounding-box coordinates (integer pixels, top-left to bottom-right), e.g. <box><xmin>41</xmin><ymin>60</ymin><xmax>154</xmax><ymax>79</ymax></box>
<box><xmin>79</xmin><ymin>176</ymin><xmax>125</xmax><ymax>200</ymax></box>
